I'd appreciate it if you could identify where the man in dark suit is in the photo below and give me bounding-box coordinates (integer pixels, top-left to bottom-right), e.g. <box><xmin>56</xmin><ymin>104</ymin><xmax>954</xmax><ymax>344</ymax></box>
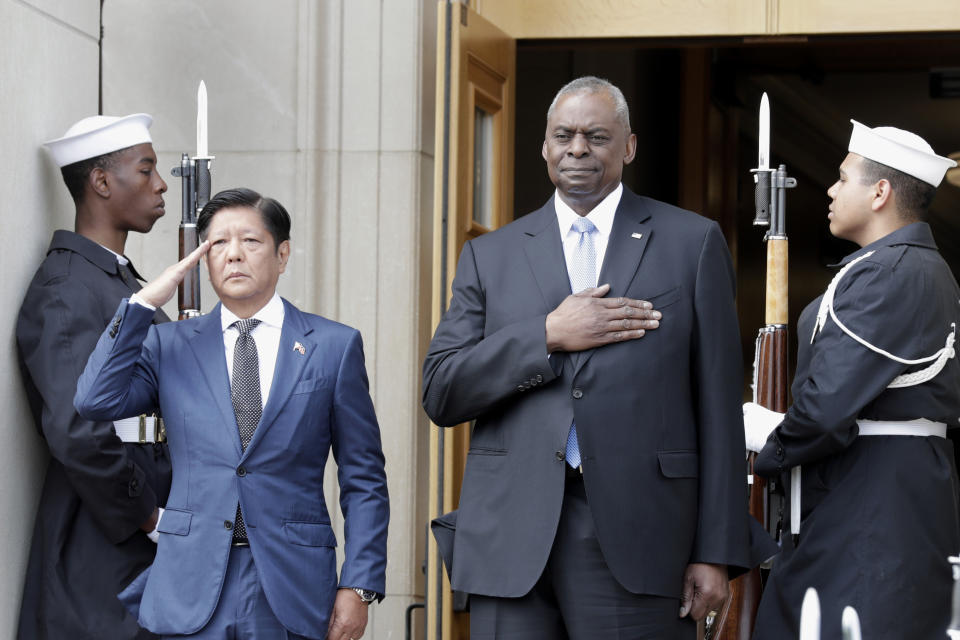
<box><xmin>422</xmin><ymin>76</ymin><xmax>752</xmax><ymax>638</ymax></box>
<box><xmin>17</xmin><ymin>113</ymin><xmax>171</xmax><ymax>640</ymax></box>
<box><xmin>74</xmin><ymin>188</ymin><xmax>389</xmax><ymax>640</ymax></box>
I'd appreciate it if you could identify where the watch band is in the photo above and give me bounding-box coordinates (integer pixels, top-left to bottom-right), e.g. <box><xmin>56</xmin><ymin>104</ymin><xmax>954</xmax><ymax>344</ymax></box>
<box><xmin>352</xmin><ymin>587</ymin><xmax>377</xmax><ymax>603</ymax></box>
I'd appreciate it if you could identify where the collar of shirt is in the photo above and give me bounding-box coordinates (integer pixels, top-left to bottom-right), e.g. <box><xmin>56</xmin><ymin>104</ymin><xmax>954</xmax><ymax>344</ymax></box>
<box><xmin>554</xmin><ymin>183</ymin><xmax>623</xmax><ymax>284</ymax></box>
<box><xmin>98</xmin><ymin>244</ymin><xmax>129</xmax><ymax>266</ymax></box>
<box><xmin>220</xmin><ymin>292</ymin><xmax>285</xmax><ymax>334</ymax></box>
<box><xmin>220</xmin><ymin>293</ymin><xmax>285</xmax><ymax>407</ymax></box>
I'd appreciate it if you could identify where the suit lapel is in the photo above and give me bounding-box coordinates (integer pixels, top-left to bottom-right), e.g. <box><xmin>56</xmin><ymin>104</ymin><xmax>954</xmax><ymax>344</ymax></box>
<box><xmin>187</xmin><ymin>304</ymin><xmax>243</xmax><ymax>457</ymax></box>
<box><xmin>241</xmin><ymin>299</ymin><xmax>314</xmax><ymax>458</ymax></box>
<box><xmin>523</xmin><ymin>202</ymin><xmax>576</xmax><ymax>375</ymax></box>
<box><xmin>523</xmin><ymin>203</ymin><xmax>573</xmax><ymax>313</ymax></box>
<box><xmin>574</xmin><ymin>191</ymin><xmax>653</xmax><ymax>376</ymax></box>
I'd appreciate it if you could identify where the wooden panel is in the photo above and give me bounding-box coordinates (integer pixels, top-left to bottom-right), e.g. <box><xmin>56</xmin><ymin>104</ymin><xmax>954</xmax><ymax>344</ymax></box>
<box><xmin>428</xmin><ymin>3</ymin><xmax>515</xmax><ymax>640</ymax></box>
<box><xmin>778</xmin><ymin>0</ymin><xmax>960</xmax><ymax>34</ymax></box>
<box><xmin>475</xmin><ymin>0</ymin><xmax>769</xmax><ymax>38</ymax></box>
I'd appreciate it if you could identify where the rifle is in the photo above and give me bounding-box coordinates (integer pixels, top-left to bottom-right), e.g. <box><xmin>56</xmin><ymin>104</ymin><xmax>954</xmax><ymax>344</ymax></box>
<box><xmin>706</xmin><ymin>93</ymin><xmax>795</xmax><ymax>640</ymax></box>
<box><xmin>171</xmin><ymin>81</ymin><xmax>213</xmax><ymax>320</ymax></box>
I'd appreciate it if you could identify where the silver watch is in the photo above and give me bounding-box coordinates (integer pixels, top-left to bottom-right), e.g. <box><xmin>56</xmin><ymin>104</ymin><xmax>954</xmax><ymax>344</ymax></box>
<box><xmin>353</xmin><ymin>588</ymin><xmax>377</xmax><ymax>603</ymax></box>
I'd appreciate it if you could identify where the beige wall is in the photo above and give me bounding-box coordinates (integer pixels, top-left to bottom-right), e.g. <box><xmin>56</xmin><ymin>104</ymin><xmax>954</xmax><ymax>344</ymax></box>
<box><xmin>0</xmin><ymin>0</ymin><xmax>100</xmax><ymax>637</ymax></box>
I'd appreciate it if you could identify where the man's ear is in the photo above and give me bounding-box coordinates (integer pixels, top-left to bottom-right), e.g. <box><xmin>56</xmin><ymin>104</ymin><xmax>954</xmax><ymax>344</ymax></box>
<box><xmin>542</xmin><ymin>139</ymin><xmax>549</xmax><ymax>162</ymax></box>
<box><xmin>623</xmin><ymin>132</ymin><xmax>637</xmax><ymax>166</ymax></box>
<box><xmin>871</xmin><ymin>178</ymin><xmax>893</xmax><ymax>211</ymax></box>
<box><xmin>277</xmin><ymin>239</ymin><xmax>291</xmax><ymax>274</ymax></box>
<box><xmin>88</xmin><ymin>167</ymin><xmax>111</xmax><ymax>199</ymax></box>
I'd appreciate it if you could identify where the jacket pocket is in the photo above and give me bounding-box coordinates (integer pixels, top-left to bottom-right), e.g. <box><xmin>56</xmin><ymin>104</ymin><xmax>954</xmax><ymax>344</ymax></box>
<box><xmin>646</xmin><ymin>285</ymin><xmax>682</xmax><ymax>309</ymax></box>
<box><xmin>657</xmin><ymin>450</ymin><xmax>699</xmax><ymax>478</ymax></box>
<box><xmin>283</xmin><ymin>520</ymin><xmax>337</xmax><ymax>547</ymax></box>
<box><xmin>467</xmin><ymin>446</ymin><xmax>507</xmax><ymax>456</ymax></box>
<box><xmin>157</xmin><ymin>509</ymin><xmax>192</xmax><ymax>536</ymax></box>
<box><xmin>292</xmin><ymin>377</ymin><xmax>330</xmax><ymax>395</ymax></box>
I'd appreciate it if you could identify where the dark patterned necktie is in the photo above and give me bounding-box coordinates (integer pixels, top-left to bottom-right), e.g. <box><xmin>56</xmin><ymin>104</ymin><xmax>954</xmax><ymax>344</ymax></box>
<box><xmin>230</xmin><ymin>318</ymin><xmax>262</xmax><ymax>540</ymax></box>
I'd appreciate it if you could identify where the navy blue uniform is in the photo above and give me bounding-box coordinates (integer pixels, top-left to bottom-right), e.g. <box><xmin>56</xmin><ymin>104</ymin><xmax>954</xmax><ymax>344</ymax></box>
<box><xmin>753</xmin><ymin>222</ymin><xmax>960</xmax><ymax>640</ymax></box>
<box><xmin>17</xmin><ymin>231</ymin><xmax>171</xmax><ymax>640</ymax></box>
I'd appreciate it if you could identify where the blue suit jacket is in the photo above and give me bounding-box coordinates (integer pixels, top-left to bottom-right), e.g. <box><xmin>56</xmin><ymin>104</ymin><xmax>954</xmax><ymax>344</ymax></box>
<box><xmin>75</xmin><ymin>298</ymin><xmax>388</xmax><ymax>639</ymax></box>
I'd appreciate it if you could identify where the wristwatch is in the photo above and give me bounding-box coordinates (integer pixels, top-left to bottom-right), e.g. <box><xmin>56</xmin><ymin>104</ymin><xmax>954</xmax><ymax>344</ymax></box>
<box><xmin>352</xmin><ymin>588</ymin><xmax>377</xmax><ymax>604</ymax></box>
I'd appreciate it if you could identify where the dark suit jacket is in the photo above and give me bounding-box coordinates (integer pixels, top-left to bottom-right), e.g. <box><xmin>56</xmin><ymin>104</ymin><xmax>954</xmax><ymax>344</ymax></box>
<box><xmin>422</xmin><ymin>187</ymin><xmax>752</xmax><ymax>599</ymax></box>
<box><xmin>16</xmin><ymin>230</ymin><xmax>170</xmax><ymax>640</ymax></box>
<box><xmin>74</xmin><ymin>298</ymin><xmax>389</xmax><ymax>639</ymax></box>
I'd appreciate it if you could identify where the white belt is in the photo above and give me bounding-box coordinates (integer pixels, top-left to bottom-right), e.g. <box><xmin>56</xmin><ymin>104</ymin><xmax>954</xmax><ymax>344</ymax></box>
<box><xmin>113</xmin><ymin>415</ymin><xmax>165</xmax><ymax>443</ymax></box>
<box><xmin>790</xmin><ymin>418</ymin><xmax>947</xmax><ymax>538</ymax></box>
<box><xmin>857</xmin><ymin>419</ymin><xmax>947</xmax><ymax>438</ymax></box>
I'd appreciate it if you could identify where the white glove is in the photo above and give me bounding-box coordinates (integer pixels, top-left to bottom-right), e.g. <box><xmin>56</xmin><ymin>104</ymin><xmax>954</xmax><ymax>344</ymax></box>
<box><xmin>146</xmin><ymin>507</ymin><xmax>164</xmax><ymax>543</ymax></box>
<box><xmin>743</xmin><ymin>402</ymin><xmax>784</xmax><ymax>453</ymax></box>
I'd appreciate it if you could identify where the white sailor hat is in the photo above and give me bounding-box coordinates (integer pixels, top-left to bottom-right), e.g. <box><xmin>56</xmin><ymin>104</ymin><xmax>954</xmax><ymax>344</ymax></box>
<box><xmin>848</xmin><ymin>119</ymin><xmax>956</xmax><ymax>187</ymax></box>
<box><xmin>43</xmin><ymin>113</ymin><xmax>153</xmax><ymax>168</ymax></box>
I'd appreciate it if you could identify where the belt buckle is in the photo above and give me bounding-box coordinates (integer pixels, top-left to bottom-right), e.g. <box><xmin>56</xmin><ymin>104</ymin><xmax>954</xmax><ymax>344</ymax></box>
<box><xmin>138</xmin><ymin>414</ymin><xmax>165</xmax><ymax>443</ymax></box>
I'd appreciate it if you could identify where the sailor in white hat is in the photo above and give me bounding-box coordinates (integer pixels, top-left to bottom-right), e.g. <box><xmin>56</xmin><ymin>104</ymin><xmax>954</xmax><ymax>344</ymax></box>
<box><xmin>16</xmin><ymin>114</ymin><xmax>172</xmax><ymax>640</ymax></box>
<box><xmin>747</xmin><ymin>121</ymin><xmax>960</xmax><ymax>640</ymax></box>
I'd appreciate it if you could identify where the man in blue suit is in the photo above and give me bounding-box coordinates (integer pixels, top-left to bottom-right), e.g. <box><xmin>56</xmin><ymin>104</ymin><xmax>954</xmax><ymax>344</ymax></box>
<box><xmin>74</xmin><ymin>188</ymin><xmax>389</xmax><ymax>640</ymax></box>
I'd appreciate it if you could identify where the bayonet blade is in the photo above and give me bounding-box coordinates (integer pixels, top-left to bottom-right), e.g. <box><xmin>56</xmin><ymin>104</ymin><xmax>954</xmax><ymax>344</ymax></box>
<box><xmin>758</xmin><ymin>92</ymin><xmax>770</xmax><ymax>171</ymax></box>
<box><xmin>196</xmin><ymin>80</ymin><xmax>208</xmax><ymax>158</ymax></box>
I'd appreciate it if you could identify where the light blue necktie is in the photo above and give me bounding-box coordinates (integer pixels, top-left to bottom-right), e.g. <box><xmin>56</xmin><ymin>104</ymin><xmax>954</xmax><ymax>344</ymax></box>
<box><xmin>565</xmin><ymin>217</ymin><xmax>597</xmax><ymax>469</ymax></box>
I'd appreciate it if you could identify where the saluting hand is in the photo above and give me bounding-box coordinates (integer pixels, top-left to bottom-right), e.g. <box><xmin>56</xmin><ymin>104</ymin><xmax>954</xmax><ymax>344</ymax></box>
<box><xmin>545</xmin><ymin>283</ymin><xmax>661</xmax><ymax>353</ymax></box>
<box><xmin>135</xmin><ymin>241</ymin><xmax>210</xmax><ymax>309</ymax></box>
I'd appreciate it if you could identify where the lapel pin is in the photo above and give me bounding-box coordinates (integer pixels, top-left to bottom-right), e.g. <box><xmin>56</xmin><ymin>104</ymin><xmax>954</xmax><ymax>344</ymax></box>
<box><xmin>293</xmin><ymin>341</ymin><xmax>306</xmax><ymax>355</ymax></box>
<box><xmin>631</xmin><ymin>232</ymin><xmax>643</xmax><ymax>240</ymax></box>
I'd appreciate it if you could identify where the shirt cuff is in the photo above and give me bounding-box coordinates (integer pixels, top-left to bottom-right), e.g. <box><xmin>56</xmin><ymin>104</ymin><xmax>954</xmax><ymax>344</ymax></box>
<box><xmin>129</xmin><ymin>293</ymin><xmax>157</xmax><ymax>311</ymax></box>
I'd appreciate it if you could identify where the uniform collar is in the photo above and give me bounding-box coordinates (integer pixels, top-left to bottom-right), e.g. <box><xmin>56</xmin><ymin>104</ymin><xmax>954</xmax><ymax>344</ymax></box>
<box><xmin>836</xmin><ymin>222</ymin><xmax>938</xmax><ymax>266</ymax></box>
<box><xmin>47</xmin><ymin>229</ymin><xmax>144</xmax><ymax>279</ymax></box>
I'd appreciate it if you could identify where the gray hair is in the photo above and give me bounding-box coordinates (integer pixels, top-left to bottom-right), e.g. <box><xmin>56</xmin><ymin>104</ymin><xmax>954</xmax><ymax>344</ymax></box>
<box><xmin>546</xmin><ymin>76</ymin><xmax>631</xmax><ymax>132</ymax></box>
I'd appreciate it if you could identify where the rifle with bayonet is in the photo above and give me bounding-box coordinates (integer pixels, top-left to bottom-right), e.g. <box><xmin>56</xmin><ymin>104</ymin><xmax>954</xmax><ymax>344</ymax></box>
<box><xmin>706</xmin><ymin>92</ymin><xmax>795</xmax><ymax>640</ymax></box>
<box><xmin>171</xmin><ymin>80</ymin><xmax>213</xmax><ymax>320</ymax></box>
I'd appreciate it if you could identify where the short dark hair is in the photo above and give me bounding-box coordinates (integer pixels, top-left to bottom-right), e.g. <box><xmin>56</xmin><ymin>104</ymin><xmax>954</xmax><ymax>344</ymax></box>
<box><xmin>59</xmin><ymin>149</ymin><xmax>125</xmax><ymax>203</ymax></box>
<box><xmin>858</xmin><ymin>157</ymin><xmax>936</xmax><ymax>222</ymax></box>
<box><xmin>198</xmin><ymin>187</ymin><xmax>291</xmax><ymax>251</ymax></box>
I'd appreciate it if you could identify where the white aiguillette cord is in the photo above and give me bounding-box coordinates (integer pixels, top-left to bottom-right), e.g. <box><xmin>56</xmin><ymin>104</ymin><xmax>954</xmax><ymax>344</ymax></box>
<box><xmin>812</xmin><ymin>251</ymin><xmax>956</xmax><ymax>388</ymax></box>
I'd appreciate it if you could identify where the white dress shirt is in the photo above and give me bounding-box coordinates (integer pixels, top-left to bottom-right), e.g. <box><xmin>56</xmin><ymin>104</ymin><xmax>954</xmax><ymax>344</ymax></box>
<box><xmin>220</xmin><ymin>293</ymin><xmax>285</xmax><ymax>408</ymax></box>
<box><xmin>554</xmin><ymin>182</ymin><xmax>622</xmax><ymax>287</ymax></box>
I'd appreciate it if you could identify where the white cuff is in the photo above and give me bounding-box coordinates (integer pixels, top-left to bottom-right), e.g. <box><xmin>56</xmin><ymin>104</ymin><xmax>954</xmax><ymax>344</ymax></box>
<box><xmin>129</xmin><ymin>293</ymin><xmax>157</xmax><ymax>312</ymax></box>
<box><xmin>743</xmin><ymin>402</ymin><xmax>784</xmax><ymax>453</ymax></box>
<box><xmin>146</xmin><ymin>507</ymin><xmax>164</xmax><ymax>543</ymax></box>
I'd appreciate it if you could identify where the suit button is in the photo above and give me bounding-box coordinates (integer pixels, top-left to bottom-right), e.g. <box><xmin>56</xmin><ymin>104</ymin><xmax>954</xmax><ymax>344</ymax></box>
<box><xmin>224</xmin><ymin>520</ymin><xmax>233</xmax><ymax>530</ymax></box>
<box><xmin>556</xmin><ymin>451</ymin><xmax>565</xmax><ymax>461</ymax></box>
<box><xmin>237</xmin><ymin>466</ymin><xmax>247</xmax><ymax>477</ymax></box>
<box><xmin>776</xmin><ymin>446</ymin><xmax>784</xmax><ymax>457</ymax></box>
<box><xmin>536</xmin><ymin>374</ymin><xmax>543</xmax><ymax>383</ymax></box>
<box><xmin>572</xmin><ymin>388</ymin><xmax>583</xmax><ymax>399</ymax></box>
<box><xmin>517</xmin><ymin>385</ymin><xmax>525</xmax><ymax>392</ymax></box>
<box><xmin>109</xmin><ymin>329</ymin><xmax>117</xmax><ymax>338</ymax></box>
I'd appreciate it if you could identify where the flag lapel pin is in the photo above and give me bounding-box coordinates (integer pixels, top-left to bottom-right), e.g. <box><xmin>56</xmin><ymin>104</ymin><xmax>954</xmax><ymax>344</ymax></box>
<box><xmin>293</xmin><ymin>341</ymin><xmax>306</xmax><ymax>355</ymax></box>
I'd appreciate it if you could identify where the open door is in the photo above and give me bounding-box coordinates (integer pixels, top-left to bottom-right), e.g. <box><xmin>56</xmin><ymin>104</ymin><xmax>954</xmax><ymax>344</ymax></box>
<box><xmin>427</xmin><ymin>2</ymin><xmax>515</xmax><ymax>639</ymax></box>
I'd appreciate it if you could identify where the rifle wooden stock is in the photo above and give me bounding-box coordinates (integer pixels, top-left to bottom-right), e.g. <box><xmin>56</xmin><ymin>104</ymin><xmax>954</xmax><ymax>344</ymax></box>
<box><xmin>178</xmin><ymin>224</ymin><xmax>201</xmax><ymax>320</ymax></box>
<box><xmin>708</xmin><ymin>237</ymin><xmax>789</xmax><ymax>640</ymax></box>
